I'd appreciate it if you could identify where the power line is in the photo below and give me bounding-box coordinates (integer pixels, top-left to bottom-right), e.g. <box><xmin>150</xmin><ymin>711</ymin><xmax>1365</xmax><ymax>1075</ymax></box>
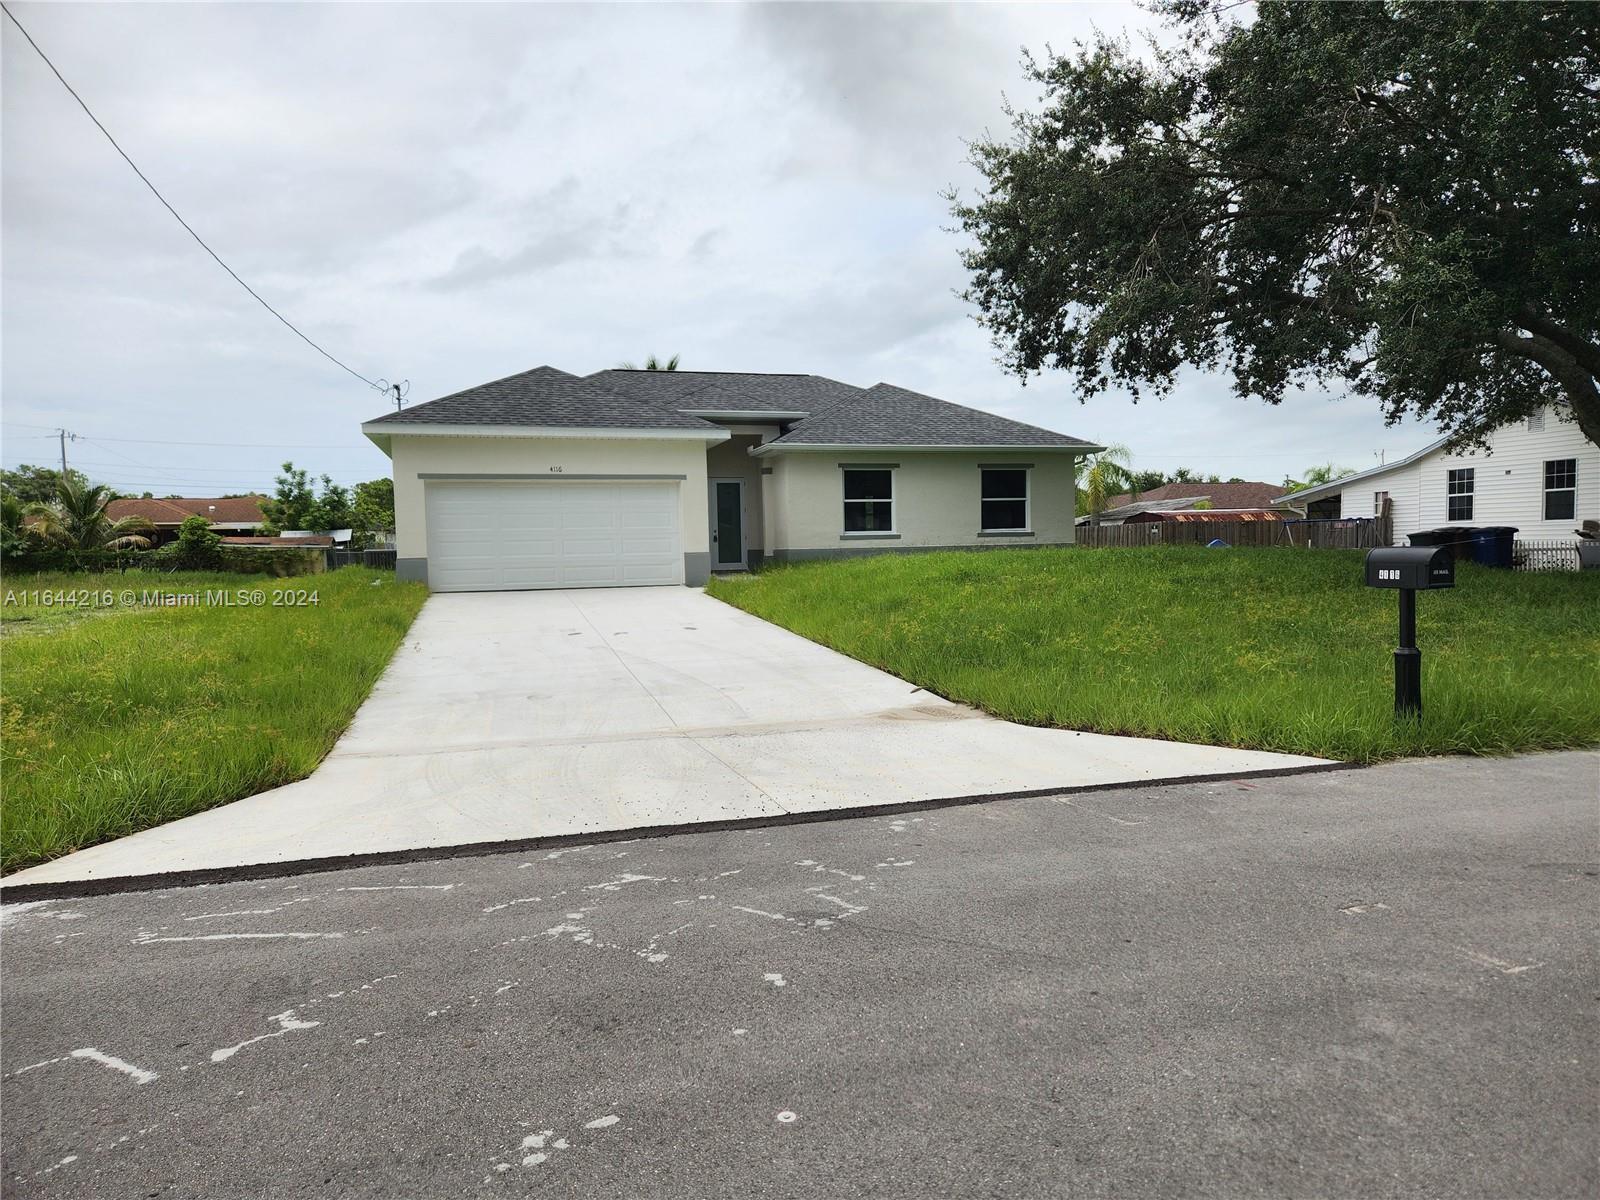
<box><xmin>1</xmin><ymin>2</ymin><xmax>391</xmax><ymax>394</ymax></box>
<box><xmin>60</xmin><ymin>433</ymin><xmax>364</xmax><ymax>450</ymax></box>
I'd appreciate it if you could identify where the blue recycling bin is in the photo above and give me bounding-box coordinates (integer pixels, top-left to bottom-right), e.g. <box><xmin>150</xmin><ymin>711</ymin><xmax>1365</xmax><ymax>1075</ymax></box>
<box><xmin>1471</xmin><ymin>526</ymin><xmax>1519</xmax><ymax>568</ymax></box>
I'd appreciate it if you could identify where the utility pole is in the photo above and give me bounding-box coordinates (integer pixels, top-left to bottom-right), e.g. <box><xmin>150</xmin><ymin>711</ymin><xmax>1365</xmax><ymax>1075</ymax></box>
<box><xmin>57</xmin><ymin>428</ymin><xmax>77</xmax><ymax>481</ymax></box>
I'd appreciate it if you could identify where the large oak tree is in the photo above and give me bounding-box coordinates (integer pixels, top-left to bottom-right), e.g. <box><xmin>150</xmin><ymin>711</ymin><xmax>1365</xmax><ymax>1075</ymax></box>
<box><xmin>951</xmin><ymin>1</ymin><xmax>1600</xmax><ymax>447</ymax></box>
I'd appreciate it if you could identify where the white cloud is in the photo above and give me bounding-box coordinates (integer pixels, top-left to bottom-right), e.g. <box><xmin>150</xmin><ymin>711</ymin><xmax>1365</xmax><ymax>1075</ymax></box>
<box><xmin>3</xmin><ymin>1</ymin><xmax>1434</xmax><ymax>497</ymax></box>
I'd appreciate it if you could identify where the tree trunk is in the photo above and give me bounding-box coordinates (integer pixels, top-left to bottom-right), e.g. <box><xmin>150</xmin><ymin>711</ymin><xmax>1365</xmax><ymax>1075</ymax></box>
<box><xmin>1493</xmin><ymin>328</ymin><xmax>1600</xmax><ymax>448</ymax></box>
<box><xmin>1562</xmin><ymin>372</ymin><xmax>1600</xmax><ymax>449</ymax></box>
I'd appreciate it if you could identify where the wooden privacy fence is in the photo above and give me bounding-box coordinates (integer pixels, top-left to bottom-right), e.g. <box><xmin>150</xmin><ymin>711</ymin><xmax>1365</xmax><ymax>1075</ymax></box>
<box><xmin>1076</xmin><ymin>518</ymin><xmax>1384</xmax><ymax>550</ymax></box>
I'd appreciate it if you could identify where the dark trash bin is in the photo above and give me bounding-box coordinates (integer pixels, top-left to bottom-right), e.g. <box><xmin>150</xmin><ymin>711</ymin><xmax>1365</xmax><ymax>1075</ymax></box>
<box><xmin>1471</xmin><ymin>526</ymin><xmax>1519</xmax><ymax>569</ymax></box>
<box><xmin>1408</xmin><ymin>527</ymin><xmax>1478</xmax><ymax>559</ymax></box>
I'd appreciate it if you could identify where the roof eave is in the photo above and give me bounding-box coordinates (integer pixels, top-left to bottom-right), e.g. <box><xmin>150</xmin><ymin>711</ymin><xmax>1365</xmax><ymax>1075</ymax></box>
<box><xmin>680</xmin><ymin>409</ymin><xmax>810</xmax><ymax>422</ymax></box>
<box><xmin>359</xmin><ymin>421</ymin><xmax>730</xmax><ymax>444</ymax></box>
<box><xmin>1270</xmin><ymin>434</ymin><xmax>1452</xmax><ymax>506</ymax></box>
<box><xmin>751</xmin><ymin>441</ymin><xmax>1102</xmax><ymax>457</ymax></box>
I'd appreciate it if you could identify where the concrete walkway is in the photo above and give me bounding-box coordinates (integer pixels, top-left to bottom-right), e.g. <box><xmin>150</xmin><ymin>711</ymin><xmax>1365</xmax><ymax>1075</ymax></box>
<box><xmin>5</xmin><ymin>588</ymin><xmax>1330</xmax><ymax>885</ymax></box>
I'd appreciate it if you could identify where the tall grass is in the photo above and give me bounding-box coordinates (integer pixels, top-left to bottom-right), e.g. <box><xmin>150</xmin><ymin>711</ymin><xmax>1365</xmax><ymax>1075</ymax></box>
<box><xmin>1</xmin><ymin>568</ymin><xmax>427</xmax><ymax>871</ymax></box>
<box><xmin>708</xmin><ymin>548</ymin><xmax>1600</xmax><ymax>763</ymax></box>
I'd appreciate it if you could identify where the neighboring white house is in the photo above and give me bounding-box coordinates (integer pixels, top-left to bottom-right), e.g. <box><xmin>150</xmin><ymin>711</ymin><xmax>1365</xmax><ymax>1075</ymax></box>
<box><xmin>1272</xmin><ymin>405</ymin><xmax>1597</xmax><ymax>541</ymax></box>
<box><xmin>360</xmin><ymin>366</ymin><xmax>1102</xmax><ymax>591</ymax></box>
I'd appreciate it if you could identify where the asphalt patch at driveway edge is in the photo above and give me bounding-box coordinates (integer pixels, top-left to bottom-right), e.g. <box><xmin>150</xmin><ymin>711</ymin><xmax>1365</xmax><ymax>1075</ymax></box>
<box><xmin>0</xmin><ymin>760</ymin><xmax>1359</xmax><ymax>901</ymax></box>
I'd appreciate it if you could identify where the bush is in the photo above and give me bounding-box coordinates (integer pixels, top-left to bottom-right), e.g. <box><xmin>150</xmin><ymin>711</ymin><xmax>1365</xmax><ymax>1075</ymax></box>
<box><xmin>173</xmin><ymin>515</ymin><xmax>223</xmax><ymax>569</ymax></box>
<box><xmin>6</xmin><ymin>543</ymin><xmax>326</xmax><ymax>578</ymax></box>
<box><xmin>217</xmin><ymin>545</ymin><xmax>326</xmax><ymax>577</ymax></box>
<box><xmin>5</xmin><ymin>547</ymin><xmax>148</xmax><ymax>575</ymax></box>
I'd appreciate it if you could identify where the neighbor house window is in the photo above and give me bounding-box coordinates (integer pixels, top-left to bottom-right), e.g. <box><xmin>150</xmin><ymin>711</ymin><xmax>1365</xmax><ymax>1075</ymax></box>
<box><xmin>1374</xmin><ymin>491</ymin><xmax>1389</xmax><ymax>515</ymax></box>
<box><xmin>1544</xmin><ymin>458</ymin><xmax>1577</xmax><ymax>521</ymax></box>
<box><xmin>980</xmin><ymin>468</ymin><xmax>1030</xmax><ymax>532</ymax></box>
<box><xmin>1447</xmin><ymin>469</ymin><xmax>1474</xmax><ymax>521</ymax></box>
<box><xmin>842</xmin><ymin>468</ymin><xmax>894</xmax><ymax>533</ymax></box>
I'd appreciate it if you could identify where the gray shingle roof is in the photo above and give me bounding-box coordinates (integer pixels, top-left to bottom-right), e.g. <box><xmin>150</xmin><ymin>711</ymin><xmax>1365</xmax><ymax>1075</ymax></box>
<box><xmin>766</xmin><ymin>383</ymin><xmax>1097</xmax><ymax>448</ymax></box>
<box><xmin>366</xmin><ymin>366</ymin><xmax>716</xmax><ymax>430</ymax></box>
<box><xmin>365</xmin><ymin>365</ymin><xmax>1097</xmax><ymax>449</ymax></box>
<box><xmin>586</xmin><ymin>369</ymin><xmax>862</xmax><ymax>414</ymax></box>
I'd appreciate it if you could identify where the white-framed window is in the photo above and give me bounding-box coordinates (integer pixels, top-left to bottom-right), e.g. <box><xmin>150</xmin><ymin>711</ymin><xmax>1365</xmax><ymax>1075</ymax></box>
<box><xmin>979</xmin><ymin>467</ymin><xmax>1030</xmax><ymax>532</ymax></box>
<box><xmin>1374</xmin><ymin>490</ymin><xmax>1389</xmax><ymax>515</ymax></box>
<box><xmin>1447</xmin><ymin>468</ymin><xmax>1474</xmax><ymax>522</ymax></box>
<box><xmin>842</xmin><ymin>467</ymin><xmax>894</xmax><ymax>534</ymax></box>
<box><xmin>1544</xmin><ymin>458</ymin><xmax>1577</xmax><ymax>521</ymax></box>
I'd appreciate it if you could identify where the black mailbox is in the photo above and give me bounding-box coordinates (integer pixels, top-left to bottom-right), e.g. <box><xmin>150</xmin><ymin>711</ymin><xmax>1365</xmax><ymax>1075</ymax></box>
<box><xmin>1364</xmin><ymin>546</ymin><xmax>1454</xmax><ymax>591</ymax></box>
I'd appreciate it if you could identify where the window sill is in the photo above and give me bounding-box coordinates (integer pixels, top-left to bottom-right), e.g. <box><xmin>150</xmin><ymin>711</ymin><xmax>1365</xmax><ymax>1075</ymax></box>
<box><xmin>977</xmin><ymin>530</ymin><xmax>1034</xmax><ymax>538</ymax></box>
<box><xmin>839</xmin><ymin>532</ymin><xmax>901</xmax><ymax>540</ymax></box>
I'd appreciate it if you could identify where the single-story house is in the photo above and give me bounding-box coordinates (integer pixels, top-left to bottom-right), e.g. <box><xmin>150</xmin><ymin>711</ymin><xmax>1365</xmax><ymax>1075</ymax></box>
<box><xmin>1078</xmin><ymin>481</ymin><xmax>1290</xmax><ymax>527</ymax></box>
<box><xmin>1124</xmin><ymin>508</ymin><xmax>1284</xmax><ymax>524</ymax></box>
<box><xmin>1271</xmin><ymin>405</ymin><xmax>1597</xmax><ymax>540</ymax></box>
<box><xmin>1104</xmin><ymin>480</ymin><xmax>1290</xmax><ymax>512</ymax></box>
<box><xmin>359</xmin><ymin>366</ymin><xmax>1102</xmax><ymax>591</ymax></box>
<box><xmin>105</xmin><ymin>495</ymin><xmax>267</xmax><ymax>544</ymax></box>
<box><xmin>280</xmin><ymin>528</ymin><xmax>354</xmax><ymax>547</ymax></box>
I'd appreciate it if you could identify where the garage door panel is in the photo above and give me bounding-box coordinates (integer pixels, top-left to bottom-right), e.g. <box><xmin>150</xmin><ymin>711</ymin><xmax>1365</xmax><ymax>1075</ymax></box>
<box><xmin>426</xmin><ymin>481</ymin><xmax>683</xmax><ymax>592</ymax></box>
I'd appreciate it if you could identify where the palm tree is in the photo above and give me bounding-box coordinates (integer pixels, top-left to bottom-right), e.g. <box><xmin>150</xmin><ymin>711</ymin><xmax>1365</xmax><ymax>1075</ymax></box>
<box><xmin>616</xmin><ymin>354</ymin><xmax>680</xmax><ymax>371</ymax></box>
<box><xmin>25</xmin><ymin>478</ymin><xmax>155</xmax><ymax>550</ymax></box>
<box><xmin>1</xmin><ymin>491</ymin><xmax>35</xmax><ymax>557</ymax></box>
<box><xmin>1079</xmin><ymin>443</ymin><xmax>1138</xmax><ymax>526</ymax></box>
<box><xmin>1282</xmin><ymin>463</ymin><xmax>1354</xmax><ymax>493</ymax></box>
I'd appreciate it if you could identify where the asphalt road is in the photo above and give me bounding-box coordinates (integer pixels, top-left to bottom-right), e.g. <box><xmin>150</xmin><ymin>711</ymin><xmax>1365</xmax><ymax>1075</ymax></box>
<box><xmin>3</xmin><ymin>752</ymin><xmax>1596</xmax><ymax>1199</ymax></box>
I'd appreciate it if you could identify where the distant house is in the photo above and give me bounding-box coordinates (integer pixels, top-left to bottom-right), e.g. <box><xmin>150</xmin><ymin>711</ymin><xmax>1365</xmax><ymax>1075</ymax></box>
<box><xmin>1271</xmin><ymin>405</ymin><xmax>1596</xmax><ymax>541</ymax></box>
<box><xmin>106</xmin><ymin>496</ymin><xmax>267</xmax><ymax>545</ymax></box>
<box><xmin>1077</xmin><ymin>480</ymin><xmax>1289</xmax><ymax>526</ymax></box>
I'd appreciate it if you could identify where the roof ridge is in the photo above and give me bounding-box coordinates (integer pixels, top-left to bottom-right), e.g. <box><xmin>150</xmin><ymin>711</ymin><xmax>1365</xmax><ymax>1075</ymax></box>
<box><xmin>601</xmin><ymin>369</ymin><xmax>821</xmax><ymax>379</ymax></box>
<box><xmin>862</xmin><ymin>381</ymin><xmax>1083</xmax><ymax>441</ymax></box>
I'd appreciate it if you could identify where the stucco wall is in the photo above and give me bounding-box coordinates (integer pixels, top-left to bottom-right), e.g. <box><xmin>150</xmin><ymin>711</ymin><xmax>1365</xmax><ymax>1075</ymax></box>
<box><xmin>706</xmin><ymin>434</ymin><xmax>766</xmax><ymax>563</ymax></box>
<box><xmin>763</xmin><ymin>450</ymin><xmax>1081</xmax><ymax>554</ymax></box>
<box><xmin>388</xmin><ymin>434</ymin><xmax>715</xmax><ymax>572</ymax></box>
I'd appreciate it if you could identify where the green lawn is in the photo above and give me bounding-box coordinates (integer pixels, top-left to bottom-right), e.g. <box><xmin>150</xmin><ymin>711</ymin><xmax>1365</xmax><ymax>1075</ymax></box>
<box><xmin>0</xmin><ymin>568</ymin><xmax>427</xmax><ymax>872</ymax></box>
<box><xmin>708</xmin><ymin>548</ymin><xmax>1600</xmax><ymax>763</ymax></box>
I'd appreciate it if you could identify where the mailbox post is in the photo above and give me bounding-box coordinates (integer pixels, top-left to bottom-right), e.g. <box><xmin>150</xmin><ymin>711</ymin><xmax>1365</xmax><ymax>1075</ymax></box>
<box><xmin>1364</xmin><ymin>547</ymin><xmax>1455</xmax><ymax>717</ymax></box>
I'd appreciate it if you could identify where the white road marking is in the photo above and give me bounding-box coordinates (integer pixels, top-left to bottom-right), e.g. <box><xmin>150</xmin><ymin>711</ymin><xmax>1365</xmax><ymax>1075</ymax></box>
<box><xmin>1455</xmin><ymin>948</ymin><xmax>1544</xmax><ymax>975</ymax></box>
<box><xmin>69</xmin><ymin>1048</ymin><xmax>159</xmax><ymax>1085</ymax></box>
<box><xmin>134</xmin><ymin>931</ymin><xmax>345</xmax><ymax>944</ymax></box>
<box><xmin>336</xmin><ymin>884</ymin><xmax>454</xmax><ymax>892</ymax></box>
<box><xmin>763</xmin><ymin>973</ymin><xmax>786</xmax><ymax>988</ymax></box>
<box><xmin>584</xmin><ymin>1114</ymin><xmax>620</xmax><ymax>1129</ymax></box>
<box><xmin>211</xmin><ymin>1011</ymin><xmax>320</xmax><ymax>1063</ymax></box>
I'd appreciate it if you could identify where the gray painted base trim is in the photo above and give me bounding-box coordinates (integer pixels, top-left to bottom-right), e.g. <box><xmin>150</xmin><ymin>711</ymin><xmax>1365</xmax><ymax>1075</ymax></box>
<box><xmin>977</xmin><ymin>530</ymin><xmax>1035</xmax><ymax>538</ymax></box>
<box><xmin>770</xmin><ymin>541</ymin><xmax>1073</xmax><ymax>564</ymax></box>
<box><xmin>397</xmin><ymin>555</ymin><xmax>709</xmax><ymax>588</ymax></box>
<box><xmin>840</xmin><ymin>533</ymin><xmax>901</xmax><ymax>541</ymax></box>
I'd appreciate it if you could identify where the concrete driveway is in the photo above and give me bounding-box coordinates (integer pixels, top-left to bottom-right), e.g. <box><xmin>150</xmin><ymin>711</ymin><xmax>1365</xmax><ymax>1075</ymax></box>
<box><xmin>5</xmin><ymin>588</ymin><xmax>1329</xmax><ymax>886</ymax></box>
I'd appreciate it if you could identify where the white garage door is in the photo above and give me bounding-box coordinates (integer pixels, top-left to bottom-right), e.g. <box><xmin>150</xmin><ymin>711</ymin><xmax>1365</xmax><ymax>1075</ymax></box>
<box><xmin>425</xmin><ymin>481</ymin><xmax>683</xmax><ymax>592</ymax></box>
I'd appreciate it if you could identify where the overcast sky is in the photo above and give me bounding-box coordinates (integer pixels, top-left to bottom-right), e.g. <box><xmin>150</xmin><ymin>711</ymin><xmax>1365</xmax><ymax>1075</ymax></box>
<box><xmin>3</xmin><ymin>1</ymin><xmax>1434</xmax><ymax>497</ymax></box>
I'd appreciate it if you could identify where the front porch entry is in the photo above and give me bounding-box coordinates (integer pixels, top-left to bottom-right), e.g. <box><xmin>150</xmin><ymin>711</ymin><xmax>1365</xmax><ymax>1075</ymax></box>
<box><xmin>709</xmin><ymin>477</ymin><xmax>747</xmax><ymax>570</ymax></box>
